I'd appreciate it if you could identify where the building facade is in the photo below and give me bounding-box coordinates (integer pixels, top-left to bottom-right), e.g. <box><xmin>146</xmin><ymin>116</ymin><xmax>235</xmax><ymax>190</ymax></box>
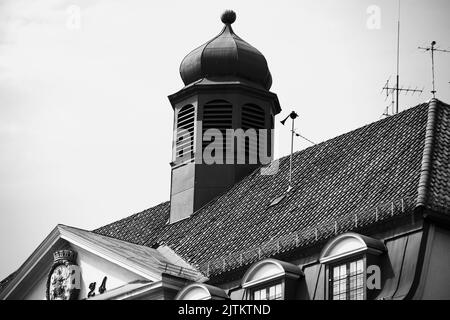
<box><xmin>1</xmin><ymin>10</ymin><xmax>450</xmax><ymax>300</ymax></box>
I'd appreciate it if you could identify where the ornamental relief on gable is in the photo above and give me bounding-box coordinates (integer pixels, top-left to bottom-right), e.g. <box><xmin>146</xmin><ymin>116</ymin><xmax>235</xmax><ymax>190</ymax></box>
<box><xmin>46</xmin><ymin>250</ymin><xmax>81</xmax><ymax>300</ymax></box>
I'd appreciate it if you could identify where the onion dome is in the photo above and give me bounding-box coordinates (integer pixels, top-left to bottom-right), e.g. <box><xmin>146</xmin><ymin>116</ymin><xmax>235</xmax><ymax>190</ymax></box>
<box><xmin>179</xmin><ymin>10</ymin><xmax>273</xmax><ymax>90</ymax></box>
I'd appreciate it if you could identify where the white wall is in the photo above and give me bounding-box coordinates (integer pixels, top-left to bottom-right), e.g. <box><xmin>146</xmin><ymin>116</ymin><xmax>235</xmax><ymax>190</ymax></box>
<box><xmin>23</xmin><ymin>274</ymin><xmax>47</xmax><ymax>300</ymax></box>
<box><xmin>21</xmin><ymin>243</ymin><xmax>148</xmax><ymax>300</ymax></box>
<box><xmin>71</xmin><ymin>244</ymin><xmax>148</xmax><ymax>299</ymax></box>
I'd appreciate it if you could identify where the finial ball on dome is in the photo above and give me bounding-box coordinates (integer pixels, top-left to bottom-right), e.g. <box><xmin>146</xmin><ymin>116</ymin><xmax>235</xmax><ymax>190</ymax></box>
<box><xmin>221</xmin><ymin>10</ymin><xmax>236</xmax><ymax>24</ymax></box>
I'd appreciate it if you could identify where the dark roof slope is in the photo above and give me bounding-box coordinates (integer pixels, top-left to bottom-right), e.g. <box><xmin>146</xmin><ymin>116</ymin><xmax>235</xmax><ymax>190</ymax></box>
<box><xmin>96</xmin><ymin>201</ymin><xmax>170</xmax><ymax>245</ymax></box>
<box><xmin>94</xmin><ymin>99</ymin><xmax>450</xmax><ymax>277</ymax></box>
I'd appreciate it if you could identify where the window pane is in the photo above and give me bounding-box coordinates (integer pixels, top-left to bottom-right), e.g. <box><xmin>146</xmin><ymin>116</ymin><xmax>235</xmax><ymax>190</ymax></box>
<box><xmin>341</xmin><ymin>279</ymin><xmax>347</xmax><ymax>295</ymax></box>
<box><xmin>269</xmin><ymin>286</ymin><xmax>275</xmax><ymax>299</ymax></box>
<box><xmin>357</xmin><ymin>260</ymin><xmax>363</xmax><ymax>272</ymax></box>
<box><xmin>275</xmin><ymin>284</ymin><xmax>282</xmax><ymax>299</ymax></box>
<box><xmin>350</xmin><ymin>276</ymin><xmax>356</xmax><ymax>289</ymax></box>
<box><xmin>333</xmin><ymin>284</ymin><xmax>339</xmax><ymax>294</ymax></box>
<box><xmin>260</xmin><ymin>288</ymin><xmax>266</xmax><ymax>300</ymax></box>
<box><xmin>356</xmin><ymin>288</ymin><xmax>364</xmax><ymax>300</ymax></box>
<box><xmin>340</xmin><ymin>265</ymin><xmax>347</xmax><ymax>277</ymax></box>
<box><xmin>356</xmin><ymin>274</ymin><xmax>363</xmax><ymax>287</ymax></box>
<box><xmin>350</xmin><ymin>261</ymin><xmax>356</xmax><ymax>275</ymax></box>
<box><xmin>333</xmin><ymin>266</ymin><xmax>340</xmax><ymax>280</ymax></box>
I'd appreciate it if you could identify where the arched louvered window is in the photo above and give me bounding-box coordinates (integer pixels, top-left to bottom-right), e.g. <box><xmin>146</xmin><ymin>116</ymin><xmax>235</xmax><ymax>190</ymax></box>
<box><xmin>241</xmin><ymin>104</ymin><xmax>266</xmax><ymax>163</ymax></box>
<box><xmin>175</xmin><ymin>104</ymin><xmax>195</xmax><ymax>161</ymax></box>
<box><xmin>202</xmin><ymin>100</ymin><xmax>233</xmax><ymax>157</ymax></box>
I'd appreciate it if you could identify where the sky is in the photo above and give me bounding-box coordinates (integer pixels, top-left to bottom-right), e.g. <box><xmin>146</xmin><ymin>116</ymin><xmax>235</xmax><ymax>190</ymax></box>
<box><xmin>0</xmin><ymin>0</ymin><xmax>449</xmax><ymax>280</ymax></box>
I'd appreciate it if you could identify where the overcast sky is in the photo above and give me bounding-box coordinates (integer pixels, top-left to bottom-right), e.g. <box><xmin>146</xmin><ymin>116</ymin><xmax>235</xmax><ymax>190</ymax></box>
<box><xmin>0</xmin><ymin>0</ymin><xmax>449</xmax><ymax>280</ymax></box>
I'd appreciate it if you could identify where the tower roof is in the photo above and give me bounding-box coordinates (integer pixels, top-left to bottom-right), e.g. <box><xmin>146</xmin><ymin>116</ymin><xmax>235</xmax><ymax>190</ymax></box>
<box><xmin>179</xmin><ymin>10</ymin><xmax>273</xmax><ymax>90</ymax></box>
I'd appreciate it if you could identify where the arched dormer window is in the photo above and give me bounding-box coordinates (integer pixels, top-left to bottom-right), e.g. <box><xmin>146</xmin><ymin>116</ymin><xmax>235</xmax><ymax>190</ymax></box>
<box><xmin>175</xmin><ymin>104</ymin><xmax>195</xmax><ymax>162</ymax></box>
<box><xmin>175</xmin><ymin>283</ymin><xmax>230</xmax><ymax>300</ymax></box>
<box><xmin>241</xmin><ymin>258</ymin><xmax>303</xmax><ymax>300</ymax></box>
<box><xmin>319</xmin><ymin>233</ymin><xmax>386</xmax><ymax>300</ymax></box>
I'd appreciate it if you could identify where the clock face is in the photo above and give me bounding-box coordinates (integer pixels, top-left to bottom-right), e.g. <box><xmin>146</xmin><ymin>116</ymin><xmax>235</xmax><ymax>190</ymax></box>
<box><xmin>47</xmin><ymin>263</ymin><xmax>80</xmax><ymax>300</ymax></box>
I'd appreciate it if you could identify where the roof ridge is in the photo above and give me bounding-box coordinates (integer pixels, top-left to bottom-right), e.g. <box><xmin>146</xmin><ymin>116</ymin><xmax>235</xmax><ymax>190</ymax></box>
<box><xmin>416</xmin><ymin>99</ymin><xmax>438</xmax><ymax>207</ymax></box>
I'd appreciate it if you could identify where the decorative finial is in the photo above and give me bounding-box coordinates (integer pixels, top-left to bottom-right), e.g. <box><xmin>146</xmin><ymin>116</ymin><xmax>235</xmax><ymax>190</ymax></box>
<box><xmin>221</xmin><ymin>10</ymin><xmax>236</xmax><ymax>25</ymax></box>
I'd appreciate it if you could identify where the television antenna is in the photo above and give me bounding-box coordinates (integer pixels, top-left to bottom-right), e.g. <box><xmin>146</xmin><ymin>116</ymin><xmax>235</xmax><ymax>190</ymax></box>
<box><xmin>395</xmin><ymin>0</ymin><xmax>400</xmax><ymax>114</ymax></box>
<box><xmin>380</xmin><ymin>0</ymin><xmax>422</xmax><ymax>117</ymax></box>
<box><xmin>381</xmin><ymin>78</ymin><xmax>423</xmax><ymax>117</ymax></box>
<box><xmin>418</xmin><ymin>41</ymin><xmax>450</xmax><ymax>98</ymax></box>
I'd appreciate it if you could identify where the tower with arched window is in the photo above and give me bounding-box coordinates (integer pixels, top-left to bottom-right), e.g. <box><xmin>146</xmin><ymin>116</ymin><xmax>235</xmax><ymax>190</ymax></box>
<box><xmin>168</xmin><ymin>11</ymin><xmax>281</xmax><ymax>223</ymax></box>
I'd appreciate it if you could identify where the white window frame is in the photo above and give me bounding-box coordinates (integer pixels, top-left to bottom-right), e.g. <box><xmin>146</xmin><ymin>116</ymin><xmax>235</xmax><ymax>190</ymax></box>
<box><xmin>241</xmin><ymin>258</ymin><xmax>303</xmax><ymax>300</ymax></box>
<box><xmin>319</xmin><ymin>232</ymin><xmax>386</xmax><ymax>300</ymax></box>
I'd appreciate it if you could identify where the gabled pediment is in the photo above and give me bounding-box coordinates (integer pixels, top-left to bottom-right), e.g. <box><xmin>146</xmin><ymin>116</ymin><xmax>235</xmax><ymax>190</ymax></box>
<box><xmin>0</xmin><ymin>225</ymin><xmax>205</xmax><ymax>300</ymax></box>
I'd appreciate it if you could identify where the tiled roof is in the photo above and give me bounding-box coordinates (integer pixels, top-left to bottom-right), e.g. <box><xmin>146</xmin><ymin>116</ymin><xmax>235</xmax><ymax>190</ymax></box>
<box><xmin>95</xmin><ymin>201</ymin><xmax>170</xmax><ymax>246</ymax></box>
<box><xmin>93</xmin><ymin>99</ymin><xmax>450</xmax><ymax>278</ymax></box>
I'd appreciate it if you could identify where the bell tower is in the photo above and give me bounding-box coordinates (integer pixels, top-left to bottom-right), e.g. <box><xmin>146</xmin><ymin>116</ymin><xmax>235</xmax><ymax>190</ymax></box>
<box><xmin>168</xmin><ymin>10</ymin><xmax>281</xmax><ymax>223</ymax></box>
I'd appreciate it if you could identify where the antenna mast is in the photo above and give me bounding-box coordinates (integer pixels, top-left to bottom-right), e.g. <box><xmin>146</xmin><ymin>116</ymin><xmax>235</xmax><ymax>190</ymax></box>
<box><xmin>280</xmin><ymin>111</ymin><xmax>315</xmax><ymax>191</ymax></box>
<box><xmin>381</xmin><ymin>0</ymin><xmax>423</xmax><ymax>116</ymax></box>
<box><xmin>280</xmin><ymin>111</ymin><xmax>299</xmax><ymax>191</ymax></box>
<box><xmin>418</xmin><ymin>41</ymin><xmax>450</xmax><ymax>98</ymax></box>
<box><xmin>396</xmin><ymin>0</ymin><xmax>401</xmax><ymax>114</ymax></box>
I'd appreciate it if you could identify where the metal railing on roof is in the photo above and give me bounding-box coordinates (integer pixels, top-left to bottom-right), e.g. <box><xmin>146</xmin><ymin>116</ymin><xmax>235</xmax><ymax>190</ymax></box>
<box><xmin>199</xmin><ymin>195</ymin><xmax>417</xmax><ymax>277</ymax></box>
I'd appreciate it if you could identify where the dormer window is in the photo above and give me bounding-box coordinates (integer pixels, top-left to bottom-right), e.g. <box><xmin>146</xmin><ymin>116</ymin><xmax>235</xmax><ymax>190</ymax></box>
<box><xmin>175</xmin><ymin>283</ymin><xmax>230</xmax><ymax>300</ymax></box>
<box><xmin>241</xmin><ymin>258</ymin><xmax>303</xmax><ymax>300</ymax></box>
<box><xmin>319</xmin><ymin>232</ymin><xmax>386</xmax><ymax>300</ymax></box>
<box><xmin>330</xmin><ymin>258</ymin><xmax>365</xmax><ymax>300</ymax></box>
